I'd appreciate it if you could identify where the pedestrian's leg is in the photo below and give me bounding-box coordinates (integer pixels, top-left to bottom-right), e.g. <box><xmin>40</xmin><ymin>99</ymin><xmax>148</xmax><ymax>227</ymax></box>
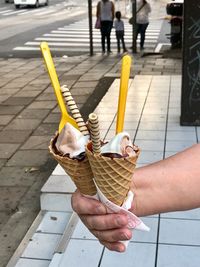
<box><xmin>116</xmin><ymin>33</ymin><xmax>120</xmax><ymax>53</ymax></box>
<box><xmin>140</xmin><ymin>23</ymin><xmax>148</xmax><ymax>49</ymax></box>
<box><xmin>100</xmin><ymin>22</ymin><xmax>106</xmax><ymax>53</ymax></box>
<box><xmin>121</xmin><ymin>36</ymin><xmax>127</xmax><ymax>52</ymax></box>
<box><xmin>107</xmin><ymin>21</ymin><xmax>113</xmax><ymax>53</ymax></box>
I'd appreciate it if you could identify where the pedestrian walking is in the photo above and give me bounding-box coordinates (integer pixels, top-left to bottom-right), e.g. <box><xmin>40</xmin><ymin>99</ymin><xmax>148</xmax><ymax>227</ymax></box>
<box><xmin>136</xmin><ymin>0</ymin><xmax>151</xmax><ymax>51</ymax></box>
<box><xmin>114</xmin><ymin>11</ymin><xmax>127</xmax><ymax>53</ymax></box>
<box><xmin>96</xmin><ymin>0</ymin><xmax>115</xmax><ymax>53</ymax></box>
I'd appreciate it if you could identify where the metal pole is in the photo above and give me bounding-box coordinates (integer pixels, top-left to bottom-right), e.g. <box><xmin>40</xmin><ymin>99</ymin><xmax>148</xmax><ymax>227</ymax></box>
<box><xmin>88</xmin><ymin>0</ymin><xmax>93</xmax><ymax>56</ymax></box>
<box><xmin>131</xmin><ymin>0</ymin><xmax>137</xmax><ymax>53</ymax></box>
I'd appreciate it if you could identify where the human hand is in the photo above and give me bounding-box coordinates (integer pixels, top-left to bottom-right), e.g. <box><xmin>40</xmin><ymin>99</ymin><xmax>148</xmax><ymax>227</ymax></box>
<box><xmin>71</xmin><ymin>190</ymin><xmax>133</xmax><ymax>252</ymax></box>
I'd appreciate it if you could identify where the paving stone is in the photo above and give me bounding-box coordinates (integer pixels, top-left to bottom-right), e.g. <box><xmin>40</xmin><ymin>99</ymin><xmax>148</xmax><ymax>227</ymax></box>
<box><xmin>22</xmin><ymin>84</ymin><xmax>48</xmax><ymax>91</ymax></box>
<box><xmin>36</xmin><ymin>93</ymin><xmax>56</xmax><ymax>101</ymax></box>
<box><xmin>6</xmin><ymin>150</ymin><xmax>50</xmax><ymax>167</ymax></box>
<box><xmin>0</xmin><ymin>88</ymin><xmax>20</xmax><ymax>95</ymax></box>
<box><xmin>0</xmin><ymin>95</ymin><xmax>10</xmax><ymax>103</ymax></box>
<box><xmin>21</xmin><ymin>136</ymin><xmax>52</xmax><ymax>150</ymax></box>
<box><xmin>18</xmin><ymin>178</ymin><xmax>49</xmax><ymax>212</ymax></box>
<box><xmin>43</xmin><ymin>113</ymin><xmax>60</xmax><ymax>123</ymax></box>
<box><xmin>5</xmin><ymin>118</ymin><xmax>41</xmax><ymax>130</ymax></box>
<box><xmin>0</xmin><ymin>212</ymin><xmax>10</xmax><ymax>231</ymax></box>
<box><xmin>17</xmin><ymin>109</ymin><xmax>50</xmax><ymax>120</ymax></box>
<box><xmin>2</xmin><ymin>97</ymin><xmax>34</xmax><ymax>106</ymax></box>
<box><xmin>0</xmin><ymin>130</ymin><xmax>31</xmax><ymax>143</ymax></box>
<box><xmin>14</xmin><ymin>90</ymin><xmax>41</xmax><ymax>97</ymax></box>
<box><xmin>0</xmin><ymin>144</ymin><xmax>20</xmax><ymax>159</ymax></box>
<box><xmin>0</xmin><ymin>105</ymin><xmax>24</xmax><ymax>115</ymax></box>
<box><xmin>0</xmin><ymin>166</ymin><xmax>39</xmax><ymax>186</ymax></box>
<box><xmin>0</xmin><ymin>115</ymin><xmax>14</xmax><ymax>125</ymax></box>
<box><xmin>0</xmin><ymin>159</ymin><xmax>6</xmax><ymax>169</ymax></box>
<box><xmin>73</xmin><ymin>81</ymin><xmax>98</xmax><ymax>88</ymax></box>
<box><xmin>0</xmin><ymin>210</ymin><xmax>38</xmax><ymax>267</ymax></box>
<box><xmin>27</xmin><ymin>101</ymin><xmax>57</xmax><ymax>110</ymax></box>
<box><xmin>33</xmin><ymin>123</ymin><xmax>58</xmax><ymax>136</ymax></box>
<box><xmin>0</xmin><ymin>186</ymin><xmax>28</xmax><ymax>211</ymax></box>
<box><xmin>71</xmin><ymin>87</ymin><xmax>95</xmax><ymax>95</ymax></box>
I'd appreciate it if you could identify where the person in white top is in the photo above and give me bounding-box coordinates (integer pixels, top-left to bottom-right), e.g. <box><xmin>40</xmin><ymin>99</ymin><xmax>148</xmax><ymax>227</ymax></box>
<box><xmin>114</xmin><ymin>11</ymin><xmax>127</xmax><ymax>53</ymax></box>
<box><xmin>136</xmin><ymin>0</ymin><xmax>151</xmax><ymax>50</ymax></box>
<box><xmin>96</xmin><ymin>0</ymin><xmax>115</xmax><ymax>53</ymax></box>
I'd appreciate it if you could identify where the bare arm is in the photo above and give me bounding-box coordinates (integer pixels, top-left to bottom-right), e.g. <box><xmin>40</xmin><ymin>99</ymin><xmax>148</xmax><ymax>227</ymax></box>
<box><xmin>131</xmin><ymin>144</ymin><xmax>200</xmax><ymax>216</ymax></box>
<box><xmin>72</xmin><ymin>144</ymin><xmax>200</xmax><ymax>252</ymax></box>
<box><xmin>96</xmin><ymin>1</ymin><xmax>101</xmax><ymax>18</ymax></box>
<box><xmin>111</xmin><ymin>1</ymin><xmax>115</xmax><ymax>20</ymax></box>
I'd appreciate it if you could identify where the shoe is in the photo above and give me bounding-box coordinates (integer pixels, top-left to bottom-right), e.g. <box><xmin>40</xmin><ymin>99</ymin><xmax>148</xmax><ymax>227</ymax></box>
<box><xmin>107</xmin><ymin>50</ymin><xmax>113</xmax><ymax>54</ymax></box>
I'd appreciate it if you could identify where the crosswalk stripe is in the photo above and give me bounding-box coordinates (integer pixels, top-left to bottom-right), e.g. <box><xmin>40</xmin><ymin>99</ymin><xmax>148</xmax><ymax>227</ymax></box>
<box><xmin>13</xmin><ymin>17</ymin><xmax>162</xmax><ymax>54</ymax></box>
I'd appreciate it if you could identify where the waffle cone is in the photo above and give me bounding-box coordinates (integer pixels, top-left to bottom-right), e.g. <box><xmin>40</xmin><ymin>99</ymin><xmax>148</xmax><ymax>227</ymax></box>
<box><xmin>49</xmin><ymin>133</ymin><xmax>97</xmax><ymax>196</ymax></box>
<box><xmin>86</xmin><ymin>142</ymin><xmax>140</xmax><ymax>206</ymax></box>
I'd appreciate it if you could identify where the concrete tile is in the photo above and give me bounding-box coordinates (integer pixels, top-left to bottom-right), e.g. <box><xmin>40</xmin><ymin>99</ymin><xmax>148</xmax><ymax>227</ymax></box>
<box><xmin>0</xmin><ymin>130</ymin><xmax>31</xmax><ymax>143</ymax></box>
<box><xmin>139</xmin><ymin>121</ymin><xmax>166</xmax><ymax>131</ymax></box>
<box><xmin>165</xmin><ymin>140</ymin><xmax>196</xmax><ymax>152</ymax></box>
<box><xmin>15</xmin><ymin>259</ymin><xmax>50</xmax><ymax>267</ymax></box>
<box><xmin>101</xmin><ymin>243</ymin><xmax>156</xmax><ymax>267</ymax></box>
<box><xmin>21</xmin><ymin>233</ymin><xmax>61</xmax><ymax>260</ymax></box>
<box><xmin>166</xmin><ymin>131</ymin><xmax>197</xmax><ymax>141</ymax></box>
<box><xmin>157</xmin><ymin>244</ymin><xmax>200</xmax><ymax>267</ymax></box>
<box><xmin>41</xmin><ymin>174</ymin><xmax>76</xmax><ymax>194</ymax></box>
<box><xmin>130</xmin><ymin>217</ymin><xmax>158</xmax><ymax>243</ymax></box>
<box><xmin>159</xmin><ymin>218</ymin><xmax>200</xmax><ymax>245</ymax></box>
<box><xmin>57</xmin><ymin>239</ymin><xmax>103</xmax><ymax>267</ymax></box>
<box><xmin>40</xmin><ymin>193</ymin><xmax>72</xmax><ymax>212</ymax></box>
<box><xmin>137</xmin><ymin>151</ymin><xmax>163</xmax><ymax>164</ymax></box>
<box><xmin>161</xmin><ymin>208</ymin><xmax>200</xmax><ymax>220</ymax></box>
<box><xmin>0</xmin><ymin>143</ymin><xmax>20</xmax><ymax>158</ymax></box>
<box><xmin>72</xmin><ymin>220</ymin><xmax>97</xmax><ymax>240</ymax></box>
<box><xmin>6</xmin><ymin>150</ymin><xmax>50</xmax><ymax>167</ymax></box>
<box><xmin>135</xmin><ymin>140</ymin><xmax>164</xmax><ymax>151</ymax></box>
<box><xmin>36</xmin><ymin>211</ymin><xmax>72</xmax><ymax>234</ymax></box>
<box><xmin>136</xmin><ymin>130</ymin><xmax>165</xmax><ymax>140</ymax></box>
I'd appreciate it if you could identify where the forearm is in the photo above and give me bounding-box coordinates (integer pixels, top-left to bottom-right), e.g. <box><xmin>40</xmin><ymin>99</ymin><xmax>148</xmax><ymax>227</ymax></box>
<box><xmin>131</xmin><ymin>144</ymin><xmax>200</xmax><ymax>216</ymax></box>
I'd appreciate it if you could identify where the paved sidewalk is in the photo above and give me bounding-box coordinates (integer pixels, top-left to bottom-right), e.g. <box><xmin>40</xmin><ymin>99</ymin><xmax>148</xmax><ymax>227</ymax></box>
<box><xmin>0</xmin><ymin>52</ymin><xmax>181</xmax><ymax>267</ymax></box>
<box><xmin>0</xmin><ymin>0</ymin><xmax>181</xmax><ymax>265</ymax></box>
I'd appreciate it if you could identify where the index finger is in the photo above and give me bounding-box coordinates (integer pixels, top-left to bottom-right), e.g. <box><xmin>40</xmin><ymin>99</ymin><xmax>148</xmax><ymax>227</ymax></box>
<box><xmin>71</xmin><ymin>190</ymin><xmax>107</xmax><ymax>215</ymax></box>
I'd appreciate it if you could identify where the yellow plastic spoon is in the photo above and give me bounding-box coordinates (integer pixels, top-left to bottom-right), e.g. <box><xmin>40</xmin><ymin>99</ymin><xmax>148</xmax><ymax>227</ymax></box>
<box><xmin>40</xmin><ymin>41</ymin><xmax>78</xmax><ymax>133</ymax></box>
<box><xmin>116</xmin><ymin>54</ymin><xmax>132</xmax><ymax>134</ymax></box>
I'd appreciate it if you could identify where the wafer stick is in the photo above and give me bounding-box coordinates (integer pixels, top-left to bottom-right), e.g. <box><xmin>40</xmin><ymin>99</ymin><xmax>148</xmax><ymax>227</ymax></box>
<box><xmin>61</xmin><ymin>85</ymin><xmax>89</xmax><ymax>136</ymax></box>
<box><xmin>88</xmin><ymin>113</ymin><xmax>101</xmax><ymax>154</ymax></box>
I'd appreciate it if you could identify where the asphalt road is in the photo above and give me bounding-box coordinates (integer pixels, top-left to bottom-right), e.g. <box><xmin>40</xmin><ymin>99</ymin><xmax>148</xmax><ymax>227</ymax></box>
<box><xmin>0</xmin><ymin>0</ymin><xmax>90</xmax><ymax>58</ymax></box>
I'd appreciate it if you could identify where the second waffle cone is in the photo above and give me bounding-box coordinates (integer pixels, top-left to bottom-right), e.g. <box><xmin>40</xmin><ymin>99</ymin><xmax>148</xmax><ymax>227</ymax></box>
<box><xmin>86</xmin><ymin>141</ymin><xmax>140</xmax><ymax>206</ymax></box>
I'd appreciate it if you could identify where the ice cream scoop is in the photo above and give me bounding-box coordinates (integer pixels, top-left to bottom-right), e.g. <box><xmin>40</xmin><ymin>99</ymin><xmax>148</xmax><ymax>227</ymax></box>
<box><xmin>55</xmin><ymin>123</ymin><xmax>89</xmax><ymax>159</ymax></box>
<box><xmin>101</xmin><ymin>132</ymin><xmax>138</xmax><ymax>158</ymax></box>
